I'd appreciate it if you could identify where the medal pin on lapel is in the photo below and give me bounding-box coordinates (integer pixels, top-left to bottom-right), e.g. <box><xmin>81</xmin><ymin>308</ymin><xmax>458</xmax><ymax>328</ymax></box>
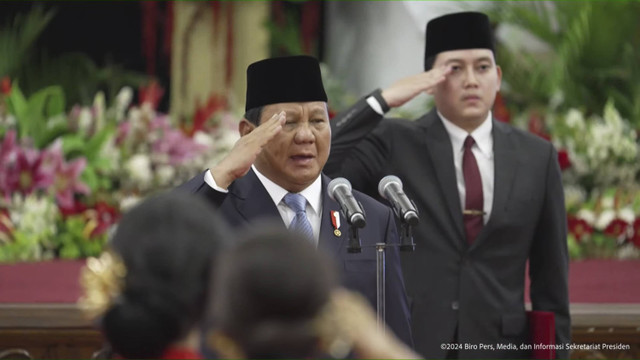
<box><xmin>331</xmin><ymin>210</ymin><xmax>341</xmax><ymax>237</ymax></box>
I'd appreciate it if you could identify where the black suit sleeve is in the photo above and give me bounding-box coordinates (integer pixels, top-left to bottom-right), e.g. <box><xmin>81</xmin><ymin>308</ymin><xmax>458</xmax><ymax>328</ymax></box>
<box><xmin>326</xmin><ymin>92</ymin><xmax>389</xmax><ymax>195</ymax></box>
<box><xmin>175</xmin><ymin>170</ymin><xmax>227</xmax><ymax>207</ymax></box>
<box><xmin>528</xmin><ymin>146</ymin><xmax>571</xmax><ymax>359</ymax></box>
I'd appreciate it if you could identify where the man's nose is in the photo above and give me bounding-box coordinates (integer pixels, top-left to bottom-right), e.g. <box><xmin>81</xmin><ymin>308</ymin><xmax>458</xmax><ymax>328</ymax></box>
<box><xmin>294</xmin><ymin>122</ymin><xmax>315</xmax><ymax>143</ymax></box>
<box><xmin>463</xmin><ymin>67</ymin><xmax>479</xmax><ymax>87</ymax></box>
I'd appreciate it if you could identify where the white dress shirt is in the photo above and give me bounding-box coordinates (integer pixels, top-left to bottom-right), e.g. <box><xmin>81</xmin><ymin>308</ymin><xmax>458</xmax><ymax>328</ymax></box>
<box><xmin>439</xmin><ymin>111</ymin><xmax>494</xmax><ymax>224</ymax></box>
<box><xmin>204</xmin><ymin>165</ymin><xmax>323</xmax><ymax>244</ymax></box>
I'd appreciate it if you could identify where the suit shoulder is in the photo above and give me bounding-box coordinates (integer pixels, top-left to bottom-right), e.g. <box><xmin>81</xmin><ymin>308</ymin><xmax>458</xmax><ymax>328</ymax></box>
<box><xmin>351</xmin><ymin>188</ymin><xmax>392</xmax><ymax>216</ymax></box>
<box><xmin>378</xmin><ymin>117</ymin><xmax>421</xmax><ymax>133</ymax></box>
<box><xmin>500</xmin><ymin>122</ymin><xmax>555</xmax><ymax>152</ymax></box>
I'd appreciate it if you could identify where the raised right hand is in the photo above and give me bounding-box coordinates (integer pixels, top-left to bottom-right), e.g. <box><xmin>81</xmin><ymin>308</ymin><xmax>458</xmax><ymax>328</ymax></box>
<box><xmin>381</xmin><ymin>65</ymin><xmax>451</xmax><ymax>108</ymax></box>
<box><xmin>209</xmin><ymin>111</ymin><xmax>286</xmax><ymax>189</ymax></box>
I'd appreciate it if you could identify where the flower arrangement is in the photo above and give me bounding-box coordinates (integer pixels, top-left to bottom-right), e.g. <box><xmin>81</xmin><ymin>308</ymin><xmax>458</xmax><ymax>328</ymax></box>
<box><xmin>0</xmin><ymin>78</ymin><xmax>239</xmax><ymax>262</ymax></box>
<box><xmin>508</xmin><ymin>101</ymin><xmax>640</xmax><ymax>260</ymax></box>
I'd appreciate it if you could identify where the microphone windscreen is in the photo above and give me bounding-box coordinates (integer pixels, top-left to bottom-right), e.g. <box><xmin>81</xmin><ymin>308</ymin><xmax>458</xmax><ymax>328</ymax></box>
<box><xmin>327</xmin><ymin>177</ymin><xmax>352</xmax><ymax>201</ymax></box>
<box><xmin>378</xmin><ymin>175</ymin><xmax>403</xmax><ymax>199</ymax></box>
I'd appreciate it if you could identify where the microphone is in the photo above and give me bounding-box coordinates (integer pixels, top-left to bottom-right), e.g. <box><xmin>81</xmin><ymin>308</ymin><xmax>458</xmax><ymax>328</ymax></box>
<box><xmin>378</xmin><ymin>175</ymin><xmax>419</xmax><ymax>226</ymax></box>
<box><xmin>328</xmin><ymin>178</ymin><xmax>366</xmax><ymax>228</ymax></box>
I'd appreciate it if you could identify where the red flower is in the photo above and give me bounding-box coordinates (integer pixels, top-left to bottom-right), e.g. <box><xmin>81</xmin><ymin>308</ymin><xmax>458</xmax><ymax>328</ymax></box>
<box><xmin>603</xmin><ymin>218</ymin><xmax>630</xmax><ymax>239</ymax></box>
<box><xmin>568</xmin><ymin>216</ymin><xmax>593</xmax><ymax>242</ymax></box>
<box><xmin>1</xmin><ymin>77</ymin><xmax>11</xmax><ymax>95</ymax></box>
<box><xmin>87</xmin><ymin>202</ymin><xmax>120</xmax><ymax>237</ymax></box>
<box><xmin>59</xmin><ymin>199</ymin><xmax>88</xmax><ymax>218</ymax></box>
<box><xmin>139</xmin><ymin>80</ymin><xmax>165</xmax><ymax>110</ymax></box>
<box><xmin>528</xmin><ymin>110</ymin><xmax>551</xmax><ymax>141</ymax></box>
<box><xmin>557</xmin><ymin>149</ymin><xmax>572</xmax><ymax>171</ymax></box>
<box><xmin>492</xmin><ymin>91</ymin><xmax>510</xmax><ymax>123</ymax></box>
<box><xmin>63</xmin><ymin>201</ymin><xmax>119</xmax><ymax>238</ymax></box>
<box><xmin>189</xmin><ymin>93</ymin><xmax>228</xmax><ymax>137</ymax></box>
<box><xmin>630</xmin><ymin>218</ymin><xmax>640</xmax><ymax>248</ymax></box>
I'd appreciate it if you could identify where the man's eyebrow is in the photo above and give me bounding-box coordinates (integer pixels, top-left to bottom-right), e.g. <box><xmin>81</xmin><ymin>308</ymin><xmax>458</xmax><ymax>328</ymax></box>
<box><xmin>309</xmin><ymin>108</ymin><xmax>327</xmax><ymax>116</ymax></box>
<box><xmin>474</xmin><ymin>56</ymin><xmax>493</xmax><ymax>63</ymax></box>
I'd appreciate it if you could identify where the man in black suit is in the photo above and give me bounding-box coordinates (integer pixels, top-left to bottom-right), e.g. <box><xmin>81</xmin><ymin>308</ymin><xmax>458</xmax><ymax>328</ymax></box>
<box><xmin>325</xmin><ymin>12</ymin><xmax>570</xmax><ymax>359</ymax></box>
<box><xmin>179</xmin><ymin>55</ymin><xmax>413</xmax><ymax>347</ymax></box>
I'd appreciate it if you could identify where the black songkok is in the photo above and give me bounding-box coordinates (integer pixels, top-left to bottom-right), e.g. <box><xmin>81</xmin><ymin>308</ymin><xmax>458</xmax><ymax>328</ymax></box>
<box><xmin>245</xmin><ymin>55</ymin><xmax>327</xmax><ymax>111</ymax></box>
<box><xmin>424</xmin><ymin>12</ymin><xmax>495</xmax><ymax>70</ymax></box>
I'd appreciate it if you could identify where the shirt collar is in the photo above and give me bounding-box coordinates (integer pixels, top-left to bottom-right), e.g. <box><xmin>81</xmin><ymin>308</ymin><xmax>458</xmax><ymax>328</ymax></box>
<box><xmin>438</xmin><ymin>111</ymin><xmax>493</xmax><ymax>158</ymax></box>
<box><xmin>251</xmin><ymin>165</ymin><xmax>322</xmax><ymax>216</ymax></box>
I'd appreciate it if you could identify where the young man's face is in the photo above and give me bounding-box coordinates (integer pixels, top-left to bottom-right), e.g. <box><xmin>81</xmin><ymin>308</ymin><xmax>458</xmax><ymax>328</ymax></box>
<box><xmin>253</xmin><ymin>101</ymin><xmax>330</xmax><ymax>193</ymax></box>
<box><xmin>432</xmin><ymin>48</ymin><xmax>502</xmax><ymax>127</ymax></box>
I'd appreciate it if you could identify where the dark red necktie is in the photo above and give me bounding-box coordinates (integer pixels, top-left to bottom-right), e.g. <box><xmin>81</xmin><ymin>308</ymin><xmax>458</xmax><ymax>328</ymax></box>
<box><xmin>463</xmin><ymin>135</ymin><xmax>484</xmax><ymax>244</ymax></box>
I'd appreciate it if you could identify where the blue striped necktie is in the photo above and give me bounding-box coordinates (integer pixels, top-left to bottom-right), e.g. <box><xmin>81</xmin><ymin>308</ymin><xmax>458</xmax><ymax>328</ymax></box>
<box><xmin>283</xmin><ymin>193</ymin><xmax>315</xmax><ymax>243</ymax></box>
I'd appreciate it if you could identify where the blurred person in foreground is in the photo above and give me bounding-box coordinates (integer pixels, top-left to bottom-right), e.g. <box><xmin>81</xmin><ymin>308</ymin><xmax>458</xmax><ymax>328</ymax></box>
<box><xmin>206</xmin><ymin>226</ymin><xmax>420</xmax><ymax>359</ymax></box>
<box><xmin>325</xmin><ymin>11</ymin><xmax>570</xmax><ymax>359</ymax></box>
<box><xmin>178</xmin><ymin>55</ymin><xmax>412</xmax><ymax>346</ymax></box>
<box><xmin>79</xmin><ymin>192</ymin><xmax>231</xmax><ymax>359</ymax></box>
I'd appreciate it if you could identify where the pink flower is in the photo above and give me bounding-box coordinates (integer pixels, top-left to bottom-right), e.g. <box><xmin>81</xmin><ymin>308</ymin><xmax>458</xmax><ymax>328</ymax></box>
<box><xmin>1</xmin><ymin>146</ymin><xmax>55</xmax><ymax>198</ymax></box>
<box><xmin>52</xmin><ymin>157</ymin><xmax>90</xmax><ymax>209</ymax></box>
<box><xmin>150</xmin><ymin>117</ymin><xmax>207</xmax><ymax>165</ymax></box>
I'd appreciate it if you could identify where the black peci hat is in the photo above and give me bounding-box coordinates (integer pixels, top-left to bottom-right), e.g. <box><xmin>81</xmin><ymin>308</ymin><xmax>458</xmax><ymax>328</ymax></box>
<box><xmin>424</xmin><ymin>12</ymin><xmax>495</xmax><ymax>70</ymax></box>
<box><xmin>245</xmin><ymin>55</ymin><xmax>327</xmax><ymax>111</ymax></box>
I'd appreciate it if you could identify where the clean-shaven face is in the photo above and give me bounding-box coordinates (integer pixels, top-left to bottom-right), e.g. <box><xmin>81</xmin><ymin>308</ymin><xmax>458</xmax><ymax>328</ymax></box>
<box><xmin>432</xmin><ymin>48</ymin><xmax>502</xmax><ymax>128</ymax></box>
<box><xmin>253</xmin><ymin>101</ymin><xmax>330</xmax><ymax>193</ymax></box>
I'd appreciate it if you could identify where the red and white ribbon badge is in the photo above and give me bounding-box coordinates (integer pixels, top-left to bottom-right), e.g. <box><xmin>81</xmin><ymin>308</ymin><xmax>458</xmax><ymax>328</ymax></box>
<box><xmin>331</xmin><ymin>210</ymin><xmax>341</xmax><ymax>237</ymax></box>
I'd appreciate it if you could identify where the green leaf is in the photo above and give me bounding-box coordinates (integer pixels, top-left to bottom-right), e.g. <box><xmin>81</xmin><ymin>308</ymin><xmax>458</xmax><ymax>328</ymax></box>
<box><xmin>61</xmin><ymin>135</ymin><xmax>87</xmax><ymax>156</ymax></box>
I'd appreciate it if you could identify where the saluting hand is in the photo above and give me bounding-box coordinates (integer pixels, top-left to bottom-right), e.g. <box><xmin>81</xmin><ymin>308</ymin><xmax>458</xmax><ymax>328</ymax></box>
<box><xmin>381</xmin><ymin>65</ymin><xmax>451</xmax><ymax>108</ymax></box>
<box><xmin>209</xmin><ymin>111</ymin><xmax>286</xmax><ymax>189</ymax></box>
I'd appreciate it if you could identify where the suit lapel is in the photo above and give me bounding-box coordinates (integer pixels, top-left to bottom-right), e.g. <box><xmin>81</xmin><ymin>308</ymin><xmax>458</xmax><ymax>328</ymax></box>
<box><xmin>474</xmin><ymin>120</ymin><xmax>519</xmax><ymax>245</ymax></box>
<box><xmin>229</xmin><ymin>169</ymin><xmax>285</xmax><ymax>226</ymax></box>
<box><xmin>420</xmin><ymin>111</ymin><xmax>466</xmax><ymax>242</ymax></box>
<box><xmin>318</xmin><ymin>174</ymin><xmax>347</xmax><ymax>256</ymax></box>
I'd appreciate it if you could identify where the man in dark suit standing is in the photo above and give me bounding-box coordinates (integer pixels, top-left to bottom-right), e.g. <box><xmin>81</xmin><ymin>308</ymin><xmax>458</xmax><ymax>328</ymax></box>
<box><xmin>325</xmin><ymin>12</ymin><xmax>570</xmax><ymax>359</ymax></box>
<box><xmin>179</xmin><ymin>55</ymin><xmax>413</xmax><ymax>347</ymax></box>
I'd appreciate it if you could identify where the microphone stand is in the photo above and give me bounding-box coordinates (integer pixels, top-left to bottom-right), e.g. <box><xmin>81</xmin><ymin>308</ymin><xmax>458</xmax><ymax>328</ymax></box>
<box><xmin>374</xmin><ymin>213</ymin><xmax>417</xmax><ymax>333</ymax></box>
<box><xmin>342</xmin><ymin>200</ymin><xmax>417</xmax><ymax>332</ymax></box>
<box><xmin>347</xmin><ymin>226</ymin><xmax>362</xmax><ymax>253</ymax></box>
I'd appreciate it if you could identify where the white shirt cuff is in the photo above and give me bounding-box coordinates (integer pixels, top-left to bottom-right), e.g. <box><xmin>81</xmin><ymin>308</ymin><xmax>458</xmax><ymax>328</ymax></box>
<box><xmin>204</xmin><ymin>169</ymin><xmax>229</xmax><ymax>193</ymax></box>
<box><xmin>366</xmin><ymin>96</ymin><xmax>385</xmax><ymax>115</ymax></box>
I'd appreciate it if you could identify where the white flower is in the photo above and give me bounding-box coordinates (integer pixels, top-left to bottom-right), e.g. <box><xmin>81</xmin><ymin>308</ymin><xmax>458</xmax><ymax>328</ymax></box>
<box><xmin>78</xmin><ymin>108</ymin><xmax>93</xmax><ymax>134</ymax></box>
<box><xmin>564</xmin><ymin>185</ymin><xmax>586</xmax><ymax>209</ymax></box>
<box><xmin>125</xmin><ymin>154</ymin><xmax>153</xmax><ymax>189</ymax></box>
<box><xmin>595</xmin><ymin>209</ymin><xmax>616</xmax><ymax>230</ymax></box>
<box><xmin>119</xmin><ymin>195</ymin><xmax>142</xmax><ymax>213</ymax></box>
<box><xmin>193</xmin><ymin>131</ymin><xmax>215</xmax><ymax>148</ymax></box>
<box><xmin>116</xmin><ymin>87</ymin><xmax>134</xmax><ymax>117</ymax></box>
<box><xmin>577</xmin><ymin>208</ymin><xmax>596</xmax><ymax>225</ymax></box>
<box><xmin>93</xmin><ymin>91</ymin><xmax>106</xmax><ymax>131</ymax></box>
<box><xmin>600</xmin><ymin>196</ymin><xmax>615</xmax><ymax>209</ymax></box>
<box><xmin>565</xmin><ymin>109</ymin><xmax>585</xmax><ymax>130</ymax></box>
<box><xmin>617</xmin><ymin>207</ymin><xmax>635</xmax><ymax>224</ymax></box>
<box><xmin>156</xmin><ymin>165</ymin><xmax>176</xmax><ymax>187</ymax></box>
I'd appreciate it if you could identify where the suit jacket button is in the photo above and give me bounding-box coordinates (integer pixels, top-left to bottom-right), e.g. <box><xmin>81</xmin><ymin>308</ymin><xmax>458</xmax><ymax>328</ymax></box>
<box><xmin>451</xmin><ymin>301</ymin><xmax>459</xmax><ymax>310</ymax></box>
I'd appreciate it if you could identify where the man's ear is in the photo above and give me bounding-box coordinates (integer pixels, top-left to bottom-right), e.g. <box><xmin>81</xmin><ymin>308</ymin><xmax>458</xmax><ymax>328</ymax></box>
<box><xmin>239</xmin><ymin>119</ymin><xmax>256</xmax><ymax>137</ymax></box>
